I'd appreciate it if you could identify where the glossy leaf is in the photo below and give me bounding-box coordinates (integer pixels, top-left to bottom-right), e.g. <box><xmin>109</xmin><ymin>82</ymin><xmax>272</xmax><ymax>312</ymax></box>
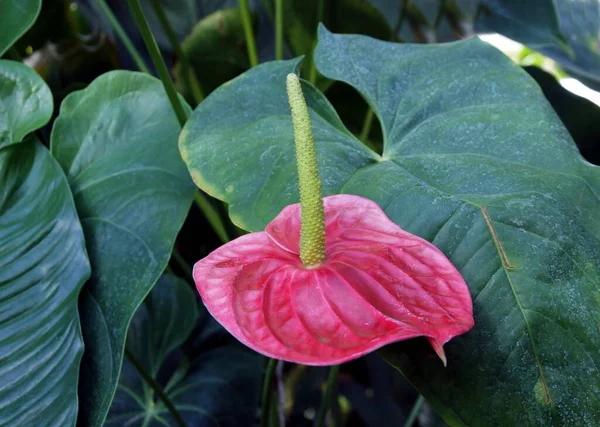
<box><xmin>181</xmin><ymin>27</ymin><xmax>600</xmax><ymax>425</ymax></box>
<box><xmin>0</xmin><ymin>59</ymin><xmax>52</xmax><ymax>150</ymax></box>
<box><xmin>106</xmin><ymin>274</ymin><xmax>264</xmax><ymax>426</ymax></box>
<box><xmin>194</xmin><ymin>194</ymin><xmax>473</xmax><ymax>365</ymax></box>
<box><xmin>0</xmin><ymin>0</ymin><xmax>41</xmax><ymax>56</ymax></box>
<box><xmin>0</xmin><ymin>138</ymin><xmax>90</xmax><ymax>426</ymax></box>
<box><xmin>50</xmin><ymin>71</ymin><xmax>196</xmax><ymax>427</ymax></box>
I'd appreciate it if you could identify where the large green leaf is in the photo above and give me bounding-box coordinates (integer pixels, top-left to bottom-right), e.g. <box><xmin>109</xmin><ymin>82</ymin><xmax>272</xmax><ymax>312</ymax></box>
<box><xmin>180</xmin><ymin>27</ymin><xmax>600</xmax><ymax>425</ymax></box>
<box><xmin>0</xmin><ymin>138</ymin><xmax>90</xmax><ymax>426</ymax></box>
<box><xmin>0</xmin><ymin>0</ymin><xmax>41</xmax><ymax>56</ymax></box>
<box><xmin>0</xmin><ymin>59</ymin><xmax>52</xmax><ymax>150</ymax></box>
<box><xmin>106</xmin><ymin>274</ymin><xmax>264</xmax><ymax>426</ymax></box>
<box><xmin>50</xmin><ymin>71</ymin><xmax>196</xmax><ymax>427</ymax></box>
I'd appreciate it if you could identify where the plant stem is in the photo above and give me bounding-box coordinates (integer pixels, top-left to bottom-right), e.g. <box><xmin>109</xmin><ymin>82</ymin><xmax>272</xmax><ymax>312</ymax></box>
<box><xmin>148</xmin><ymin>0</ymin><xmax>204</xmax><ymax>104</ymax></box>
<box><xmin>360</xmin><ymin>108</ymin><xmax>374</xmax><ymax>142</ymax></box>
<box><xmin>314</xmin><ymin>365</ymin><xmax>340</xmax><ymax>427</ymax></box>
<box><xmin>171</xmin><ymin>248</ymin><xmax>194</xmax><ymax>284</ymax></box>
<box><xmin>126</xmin><ymin>0</ymin><xmax>188</xmax><ymax>127</ymax></box>
<box><xmin>261</xmin><ymin>358</ymin><xmax>278</xmax><ymax>427</ymax></box>
<box><xmin>95</xmin><ymin>0</ymin><xmax>150</xmax><ymax>74</ymax></box>
<box><xmin>275</xmin><ymin>0</ymin><xmax>283</xmax><ymax>60</ymax></box>
<box><xmin>403</xmin><ymin>395</ymin><xmax>425</xmax><ymax>427</ymax></box>
<box><xmin>308</xmin><ymin>0</ymin><xmax>325</xmax><ymax>84</ymax></box>
<box><xmin>194</xmin><ymin>192</ymin><xmax>229</xmax><ymax>243</ymax></box>
<box><xmin>239</xmin><ymin>0</ymin><xmax>258</xmax><ymax>67</ymax></box>
<box><xmin>125</xmin><ymin>348</ymin><xmax>186</xmax><ymax>427</ymax></box>
<box><xmin>360</xmin><ymin>0</ymin><xmax>407</xmax><ymax>143</ymax></box>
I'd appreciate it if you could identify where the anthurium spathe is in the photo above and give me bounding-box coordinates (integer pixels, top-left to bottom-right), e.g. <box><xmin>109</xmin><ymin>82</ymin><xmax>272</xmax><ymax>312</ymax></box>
<box><xmin>192</xmin><ymin>74</ymin><xmax>474</xmax><ymax>366</ymax></box>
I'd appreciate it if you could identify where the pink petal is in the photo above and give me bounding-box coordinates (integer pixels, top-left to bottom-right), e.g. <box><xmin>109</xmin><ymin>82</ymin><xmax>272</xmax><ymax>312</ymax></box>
<box><xmin>194</xmin><ymin>194</ymin><xmax>474</xmax><ymax>365</ymax></box>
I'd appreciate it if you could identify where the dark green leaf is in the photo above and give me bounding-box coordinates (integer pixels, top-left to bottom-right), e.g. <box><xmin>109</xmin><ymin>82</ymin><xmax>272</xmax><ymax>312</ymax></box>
<box><xmin>0</xmin><ymin>0</ymin><xmax>41</xmax><ymax>56</ymax></box>
<box><xmin>50</xmin><ymin>71</ymin><xmax>196</xmax><ymax>427</ymax></box>
<box><xmin>181</xmin><ymin>27</ymin><xmax>600</xmax><ymax>425</ymax></box>
<box><xmin>173</xmin><ymin>8</ymin><xmax>249</xmax><ymax>101</ymax></box>
<box><xmin>0</xmin><ymin>59</ymin><xmax>52</xmax><ymax>150</ymax></box>
<box><xmin>0</xmin><ymin>138</ymin><xmax>90</xmax><ymax>426</ymax></box>
<box><xmin>106</xmin><ymin>274</ymin><xmax>264</xmax><ymax>426</ymax></box>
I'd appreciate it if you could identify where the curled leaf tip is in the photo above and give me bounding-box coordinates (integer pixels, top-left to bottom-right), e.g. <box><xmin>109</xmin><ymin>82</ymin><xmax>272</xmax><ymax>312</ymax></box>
<box><xmin>193</xmin><ymin>194</ymin><xmax>474</xmax><ymax>365</ymax></box>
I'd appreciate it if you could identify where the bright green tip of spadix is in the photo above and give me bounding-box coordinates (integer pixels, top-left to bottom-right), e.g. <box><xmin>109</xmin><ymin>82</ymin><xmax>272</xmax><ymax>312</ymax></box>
<box><xmin>286</xmin><ymin>73</ymin><xmax>326</xmax><ymax>267</ymax></box>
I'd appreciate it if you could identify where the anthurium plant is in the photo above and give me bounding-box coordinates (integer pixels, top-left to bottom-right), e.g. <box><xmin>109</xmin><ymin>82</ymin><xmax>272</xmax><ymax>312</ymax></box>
<box><xmin>1</xmin><ymin>1</ymin><xmax>599</xmax><ymax>427</ymax></box>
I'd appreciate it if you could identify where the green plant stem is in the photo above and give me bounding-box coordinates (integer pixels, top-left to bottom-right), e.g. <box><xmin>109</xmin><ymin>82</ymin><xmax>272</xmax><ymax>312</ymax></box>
<box><xmin>308</xmin><ymin>0</ymin><xmax>325</xmax><ymax>84</ymax></box>
<box><xmin>194</xmin><ymin>192</ymin><xmax>229</xmax><ymax>243</ymax></box>
<box><xmin>360</xmin><ymin>108</ymin><xmax>374</xmax><ymax>142</ymax></box>
<box><xmin>314</xmin><ymin>365</ymin><xmax>340</xmax><ymax>427</ymax></box>
<box><xmin>275</xmin><ymin>0</ymin><xmax>283</xmax><ymax>60</ymax></box>
<box><xmin>95</xmin><ymin>0</ymin><xmax>150</xmax><ymax>74</ymax></box>
<box><xmin>261</xmin><ymin>358</ymin><xmax>278</xmax><ymax>427</ymax></box>
<box><xmin>239</xmin><ymin>0</ymin><xmax>258</xmax><ymax>67</ymax></box>
<box><xmin>126</xmin><ymin>0</ymin><xmax>188</xmax><ymax>126</ymax></box>
<box><xmin>171</xmin><ymin>248</ymin><xmax>194</xmax><ymax>284</ymax></box>
<box><xmin>148</xmin><ymin>0</ymin><xmax>204</xmax><ymax>104</ymax></box>
<box><xmin>125</xmin><ymin>348</ymin><xmax>186</xmax><ymax>427</ymax></box>
<box><xmin>403</xmin><ymin>395</ymin><xmax>425</xmax><ymax>427</ymax></box>
<box><xmin>360</xmin><ymin>0</ymin><xmax>406</xmax><ymax>142</ymax></box>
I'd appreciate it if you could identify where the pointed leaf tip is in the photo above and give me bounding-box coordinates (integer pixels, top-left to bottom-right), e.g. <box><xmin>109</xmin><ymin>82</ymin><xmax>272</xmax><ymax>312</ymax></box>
<box><xmin>194</xmin><ymin>194</ymin><xmax>474</xmax><ymax>365</ymax></box>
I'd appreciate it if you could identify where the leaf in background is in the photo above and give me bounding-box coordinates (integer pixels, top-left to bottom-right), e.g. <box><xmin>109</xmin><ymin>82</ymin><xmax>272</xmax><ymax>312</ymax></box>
<box><xmin>106</xmin><ymin>274</ymin><xmax>264</xmax><ymax>426</ymax></box>
<box><xmin>0</xmin><ymin>138</ymin><xmax>90</xmax><ymax>426</ymax></box>
<box><xmin>523</xmin><ymin>65</ymin><xmax>600</xmax><ymax>165</ymax></box>
<box><xmin>0</xmin><ymin>59</ymin><xmax>52</xmax><ymax>150</ymax></box>
<box><xmin>173</xmin><ymin>8</ymin><xmax>249</xmax><ymax>101</ymax></box>
<box><xmin>50</xmin><ymin>71</ymin><xmax>196</xmax><ymax>427</ymax></box>
<box><xmin>139</xmin><ymin>0</ymin><xmax>253</xmax><ymax>51</ymax></box>
<box><xmin>263</xmin><ymin>0</ymin><xmax>392</xmax><ymax>84</ymax></box>
<box><xmin>181</xmin><ymin>26</ymin><xmax>600</xmax><ymax>425</ymax></box>
<box><xmin>0</xmin><ymin>0</ymin><xmax>41</xmax><ymax>56</ymax></box>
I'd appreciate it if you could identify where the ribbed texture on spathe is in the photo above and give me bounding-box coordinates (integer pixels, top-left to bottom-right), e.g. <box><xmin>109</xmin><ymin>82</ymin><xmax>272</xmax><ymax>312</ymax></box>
<box><xmin>286</xmin><ymin>73</ymin><xmax>326</xmax><ymax>267</ymax></box>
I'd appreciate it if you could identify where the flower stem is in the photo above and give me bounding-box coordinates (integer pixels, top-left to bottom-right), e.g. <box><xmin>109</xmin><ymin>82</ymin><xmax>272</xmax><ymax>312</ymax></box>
<box><xmin>314</xmin><ymin>365</ymin><xmax>340</xmax><ymax>427</ymax></box>
<box><xmin>171</xmin><ymin>248</ymin><xmax>194</xmax><ymax>284</ymax></box>
<box><xmin>275</xmin><ymin>0</ymin><xmax>284</xmax><ymax>60</ymax></box>
<box><xmin>126</xmin><ymin>0</ymin><xmax>188</xmax><ymax>127</ymax></box>
<box><xmin>403</xmin><ymin>395</ymin><xmax>425</xmax><ymax>427</ymax></box>
<box><xmin>194</xmin><ymin>191</ymin><xmax>230</xmax><ymax>243</ymax></box>
<box><xmin>360</xmin><ymin>108</ymin><xmax>374</xmax><ymax>143</ymax></box>
<box><xmin>124</xmin><ymin>348</ymin><xmax>185</xmax><ymax>427</ymax></box>
<box><xmin>260</xmin><ymin>358</ymin><xmax>278</xmax><ymax>427</ymax></box>
<box><xmin>239</xmin><ymin>0</ymin><xmax>258</xmax><ymax>67</ymax></box>
<box><xmin>148</xmin><ymin>0</ymin><xmax>204</xmax><ymax>104</ymax></box>
<box><xmin>95</xmin><ymin>0</ymin><xmax>150</xmax><ymax>74</ymax></box>
<box><xmin>308</xmin><ymin>0</ymin><xmax>325</xmax><ymax>85</ymax></box>
<box><xmin>286</xmin><ymin>74</ymin><xmax>326</xmax><ymax>267</ymax></box>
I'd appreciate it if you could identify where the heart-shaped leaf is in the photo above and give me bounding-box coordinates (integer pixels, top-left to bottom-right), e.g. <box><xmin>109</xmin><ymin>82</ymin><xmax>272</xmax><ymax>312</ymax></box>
<box><xmin>0</xmin><ymin>59</ymin><xmax>52</xmax><ymax>150</ymax></box>
<box><xmin>180</xmin><ymin>27</ymin><xmax>600</xmax><ymax>425</ymax></box>
<box><xmin>106</xmin><ymin>274</ymin><xmax>264</xmax><ymax>426</ymax></box>
<box><xmin>0</xmin><ymin>0</ymin><xmax>41</xmax><ymax>56</ymax></box>
<box><xmin>0</xmin><ymin>138</ymin><xmax>90</xmax><ymax>426</ymax></box>
<box><xmin>50</xmin><ymin>71</ymin><xmax>196</xmax><ymax>427</ymax></box>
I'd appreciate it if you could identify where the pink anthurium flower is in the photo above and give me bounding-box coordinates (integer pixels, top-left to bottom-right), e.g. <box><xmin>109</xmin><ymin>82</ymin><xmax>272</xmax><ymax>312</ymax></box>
<box><xmin>194</xmin><ymin>194</ymin><xmax>474</xmax><ymax>365</ymax></box>
<box><xmin>192</xmin><ymin>74</ymin><xmax>474</xmax><ymax>366</ymax></box>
